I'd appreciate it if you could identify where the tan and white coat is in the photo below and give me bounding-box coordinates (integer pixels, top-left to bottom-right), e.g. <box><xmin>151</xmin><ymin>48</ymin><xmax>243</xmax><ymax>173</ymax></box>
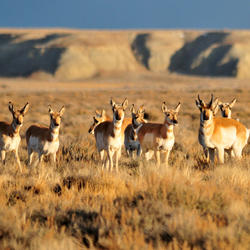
<box><xmin>137</xmin><ymin>102</ymin><xmax>181</xmax><ymax>167</ymax></box>
<box><xmin>124</xmin><ymin>104</ymin><xmax>147</xmax><ymax>158</ymax></box>
<box><xmin>94</xmin><ymin>98</ymin><xmax>128</xmax><ymax>171</ymax></box>
<box><xmin>0</xmin><ymin>102</ymin><xmax>29</xmax><ymax>171</ymax></box>
<box><xmin>26</xmin><ymin>105</ymin><xmax>65</xmax><ymax>166</ymax></box>
<box><xmin>196</xmin><ymin>95</ymin><xmax>249</xmax><ymax>164</ymax></box>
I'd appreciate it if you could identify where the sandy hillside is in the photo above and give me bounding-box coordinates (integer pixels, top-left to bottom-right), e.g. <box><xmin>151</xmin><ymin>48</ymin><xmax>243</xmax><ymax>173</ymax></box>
<box><xmin>1</xmin><ymin>28</ymin><xmax>250</xmax><ymax>80</ymax></box>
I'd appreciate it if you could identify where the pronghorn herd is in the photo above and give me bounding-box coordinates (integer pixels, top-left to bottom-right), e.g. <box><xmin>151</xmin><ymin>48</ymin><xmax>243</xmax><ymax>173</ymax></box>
<box><xmin>0</xmin><ymin>94</ymin><xmax>249</xmax><ymax>172</ymax></box>
<box><xmin>90</xmin><ymin>95</ymin><xmax>249</xmax><ymax>170</ymax></box>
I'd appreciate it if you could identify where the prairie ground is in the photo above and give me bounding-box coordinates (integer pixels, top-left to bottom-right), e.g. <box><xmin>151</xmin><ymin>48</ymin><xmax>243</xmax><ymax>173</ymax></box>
<box><xmin>0</xmin><ymin>72</ymin><xmax>249</xmax><ymax>249</ymax></box>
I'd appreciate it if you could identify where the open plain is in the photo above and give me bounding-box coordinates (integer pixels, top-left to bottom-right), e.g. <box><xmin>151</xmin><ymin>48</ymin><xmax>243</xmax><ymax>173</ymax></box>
<box><xmin>0</xmin><ymin>71</ymin><xmax>249</xmax><ymax>250</ymax></box>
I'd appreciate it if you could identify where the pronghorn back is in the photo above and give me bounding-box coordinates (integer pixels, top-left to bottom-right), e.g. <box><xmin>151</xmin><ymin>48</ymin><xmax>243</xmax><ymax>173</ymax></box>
<box><xmin>26</xmin><ymin>125</ymin><xmax>55</xmax><ymax>144</ymax></box>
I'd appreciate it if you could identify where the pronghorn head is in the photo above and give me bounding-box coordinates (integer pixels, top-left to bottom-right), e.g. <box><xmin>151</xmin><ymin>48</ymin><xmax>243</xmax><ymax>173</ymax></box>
<box><xmin>162</xmin><ymin>102</ymin><xmax>181</xmax><ymax>126</ymax></box>
<box><xmin>88</xmin><ymin>109</ymin><xmax>108</xmax><ymax>134</ymax></box>
<box><xmin>218</xmin><ymin>98</ymin><xmax>236</xmax><ymax>118</ymax></box>
<box><xmin>131</xmin><ymin>104</ymin><xmax>147</xmax><ymax>127</ymax></box>
<box><xmin>9</xmin><ymin>102</ymin><xmax>29</xmax><ymax>127</ymax></box>
<box><xmin>195</xmin><ymin>94</ymin><xmax>219</xmax><ymax>121</ymax></box>
<box><xmin>110</xmin><ymin>98</ymin><xmax>128</xmax><ymax>122</ymax></box>
<box><xmin>129</xmin><ymin>104</ymin><xmax>147</xmax><ymax>141</ymax></box>
<box><xmin>48</xmin><ymin>105</ymin><xmax>65</xmax><ymax>128</ymax></box>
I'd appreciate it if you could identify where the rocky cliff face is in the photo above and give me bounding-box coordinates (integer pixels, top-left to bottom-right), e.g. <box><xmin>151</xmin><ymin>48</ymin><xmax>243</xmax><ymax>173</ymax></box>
<box><xmin>1</xmin><ymin>29</ymin><xmax>250</xmax><ymax>80</ymax></box>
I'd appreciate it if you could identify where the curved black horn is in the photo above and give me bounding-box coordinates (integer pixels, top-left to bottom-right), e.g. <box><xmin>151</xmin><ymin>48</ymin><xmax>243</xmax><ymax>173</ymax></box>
<box><xmin>197</xmin><ymin>95</ymin><xmax>202</xmax><ymax>103</ymax></box>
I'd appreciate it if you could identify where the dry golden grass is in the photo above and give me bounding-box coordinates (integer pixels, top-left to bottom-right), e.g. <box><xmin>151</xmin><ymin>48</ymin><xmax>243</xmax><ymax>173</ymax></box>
<box><xmin>0</xmin><ymin>73</ymin><xmax>249</xmax><ymax>249</ymax></box>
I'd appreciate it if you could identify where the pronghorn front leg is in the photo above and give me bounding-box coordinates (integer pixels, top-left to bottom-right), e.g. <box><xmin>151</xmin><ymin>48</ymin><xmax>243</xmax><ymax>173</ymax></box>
<box><xmin>27</xmin><ymin>148</ymin><xmax>34</xmax><ymax>166</ymax></box>
<box><xmin>163</xmin><ymin>150</ymin><xmax>170</xmax><ymax>167</ymax></box>
<box><xmin>208</xmin><ymin>148</ymin><xmax>215</xmax><ymax>163</ymax></box>
<box><xmin>216</xmin><ymin>147</ymin><xmax>225</xmax><ymax>164</ymax></box>
<box><xmin>107</xmin><ymin>147</ymin><xmax>114</xmax><ymax>171</ymax></box>
<box><xmin>203</xmin><ymin>147</ymin><xmax>209</xmax><ymax>163</ymax></box>
<box><xmin>115</xmin><ymin>148</ymin><xmax>121</xmax><ymax>172</ymax></box>
<box><xmin>34</xmin><ymin>153</ymin><xmax>44</xmax><ymax>167</ymax></box>
<box><xmin>136</xmin><ymin>144</ymin><xmax>142</xmax><ymax>157</ymax></box>
<box><xmin>99</xmin><ymin>150</ymin><xmax>105</xmax><ymax>170</ymax></box>
<box><xmin>14</xmin><ymin>149</ymin><xmax>22</xmax><ymax>171</ymax></box>
<box><xmin>52</xmin><ymin>152</ymin><xmax>57</xmax><ymax>165</ymax></box>
<box><xmin>155</xmin><ymin>149</ymin><xmax>160</xmax><ymax>167</ymax></box>
<box><xmin>1</xmin><ymin>150</ymin><xmax>6</xmax><ymax>165</ymax></box>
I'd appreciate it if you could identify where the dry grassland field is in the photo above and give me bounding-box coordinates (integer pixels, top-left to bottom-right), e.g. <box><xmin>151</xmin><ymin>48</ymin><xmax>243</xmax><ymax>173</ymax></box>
<box><xmin>0</xmin><ymin>72</ymin><xmax>249</xmax><ymax>250</ymax></box>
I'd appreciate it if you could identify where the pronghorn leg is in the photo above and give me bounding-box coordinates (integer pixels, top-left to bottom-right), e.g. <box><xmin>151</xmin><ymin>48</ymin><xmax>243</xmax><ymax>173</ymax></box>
<box><xmin>230</xmin><ymin>150</ymin><xmax>235</xmax><ymax>158</ymax></box>
<box><xmin>27</xmin><ymin>148</ymin><xmax>34</xmax><ymax>166</ymax></box>
<box><xmin>203</xmin><ymin>147</ymin><xmax>209</xmax><ymax>163</ymax></box>
<box><xmin>208</xmin><ymin>148</ymin><xmax>215</xmax><ymax>163</ymax></box>
<box><xmin>129</xmin><ymin>149</ymin><xmax>133</xmax><ymax>158</ymax></box>
<box><xmin>137</xmin><ymin>144</ymin><xmax>142</xmax><ymax>157</ymax></box>
<box><xmin>163</xmin><ymin>150</ymin><xmax>170</xmax><ymax>167</ymax></box>
<box><xmin>14</xmin><ymin>149</ymin><xmax>22</xmax><ymax>172</ymax></box>
<box><xmin>115</xmin><ymin>149</ymin><xmax>121</xmax><ymax>172</ymax></box>
<box><xmin>155</xmin><ymin>150</ymin><xmax>160</xmax><ymax>167</ymax></box>
<box><xmin>52</xmin><ymin>153</ymin><xmax>57</xmax><ymax>164</ymax></box>
<box><xmin>217</xmin><ymin>147</ymin><xmax>225</xmax><ymax>164</ymax></box>
<box><xmin>35</xmin><ymin>153</ymin><xmax>44</xmax><ymax>167</ymax></box>
<box><xmin>107</xmin><ymin>149</ymin><xmax>114</xmax><ymax>171</ymax></box>
<box><xmin>99</xmin><ymin>150</ymin><xmax>105</xmax><ymax>170</ymax></box>
<box><xmin>126</xmin><ymin>148</ymin><xmax>130</xmax><ymax>157</ymax></box>
<box><xmin>1</xmin><ymin>150</ymin><xmax>6</xmax><ymax>165</ymax></box>
<box><xmin>232</xmin><ymin>147</ymin><xmax>242</xmax><ymax>160</ymax></box>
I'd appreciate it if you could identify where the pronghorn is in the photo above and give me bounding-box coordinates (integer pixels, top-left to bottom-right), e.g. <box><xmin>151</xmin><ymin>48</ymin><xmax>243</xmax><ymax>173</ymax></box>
<box><xmin>26</xmin><ymin>105</ymin><xmax>65</xmax><ymax>166</ymax></box>
<box><xmin>196</xmin><ymin>94</ymin><xmax>249</xmax><ymax>164</ymax></box>
<box><xmin>94</xmin><ymin>98</ymin><xmax>128</xmax><ymax>171</ymax></box>
<box><xmin>137</xmin><ymin>102</ymin><xmax>181</xmax><ymax>167</ymax></box>
<box><xmin>124</xmin><ymin>104</ymin><xmax>147</xmax><ymax>158</ymax></box>
<box><xmin>0</xmin><ymin>102</ymin><xmax>29</xmax><ymax>171</ymax></box>
<box><xmin>218</xmin><ymin>98</ymin><xmax>236</xmax><ymax>119</ymax></box>
<box><xmin>88</xmin><ymin>110</ymin><xmax>111</xmax><ymax>135</ymax></box>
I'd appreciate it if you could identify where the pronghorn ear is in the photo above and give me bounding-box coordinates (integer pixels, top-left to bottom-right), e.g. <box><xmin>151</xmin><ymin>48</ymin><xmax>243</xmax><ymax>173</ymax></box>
<box><xmin>110</xmin><ymin>98</ymin><xmax>115</xmax><ymax>107</ymax></box>
<box><xmin>213</xmin><ymin>100</ymin><xmax>219</xmax><ymax>115</ymax></box>
<box><xmin>8</xmin><ymin>102</ymin><xmax>14</xmax><ymax>114</ymax></box>
<box><xmin>20</xmin><ymin>102</ymin><xmax>29</xmax><ymax>115</ymax></box>
<box><xmin>161</xmin><ymin>102</ymin><xmax>168</xmax><ymax>113</ymax></box>
<box><xmin>196</xmin><ymin>94</ymin><xmax>206</xmax><ymax>109</ymax></box>
<box><xmin>175</xmin><ymin>102</ymin><xmax>181</xmax><ymax>113</ymax></box>
<box><xmin>101</xmin><ymin>109</ymin><xmax>106</xmax><ymax>117</ymax></box>
<box><xmin>138</xmin><ymin>105</ymin><xmax>145</xmax><ymax>114</ymax></box>
<box><xmin>95</xmin><ymin>109</ymin><xmax>101</xmax><ymax>117</ymax></box>
<box><xmin>59</xmin><ymin>106</ymin><xmax>65</xmax><ymax>116</ymax></box>
<box><xmin>48</xmin><ymin>105</ymin><xmax>53</xmax><ymax>114</ymax></box>
<box><xmin>211</xmin><ymin>98</ymin><xmax>219</xmax><ymax>112</ymax></box>
<box><xmin>122</xmin><ymin>98</ymin><xmax>128</xmax><ymax>110</ymax></box>
<box><xmin>130</xmin><ymin>104</ymin><xmax>135</xmax><ymax>114</ymax></box>
<box><xmin>229</xmin><ymin>98</ymin><xmax>236</xmax><ymax>108</ymax></box>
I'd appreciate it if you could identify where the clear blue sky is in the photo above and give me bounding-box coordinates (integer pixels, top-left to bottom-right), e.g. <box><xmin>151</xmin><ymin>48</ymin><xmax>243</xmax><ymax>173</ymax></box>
<box><xmin>1</xmin><ymin>0</ymin><xmax>250</xmax><ymax>29</ymax></box>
